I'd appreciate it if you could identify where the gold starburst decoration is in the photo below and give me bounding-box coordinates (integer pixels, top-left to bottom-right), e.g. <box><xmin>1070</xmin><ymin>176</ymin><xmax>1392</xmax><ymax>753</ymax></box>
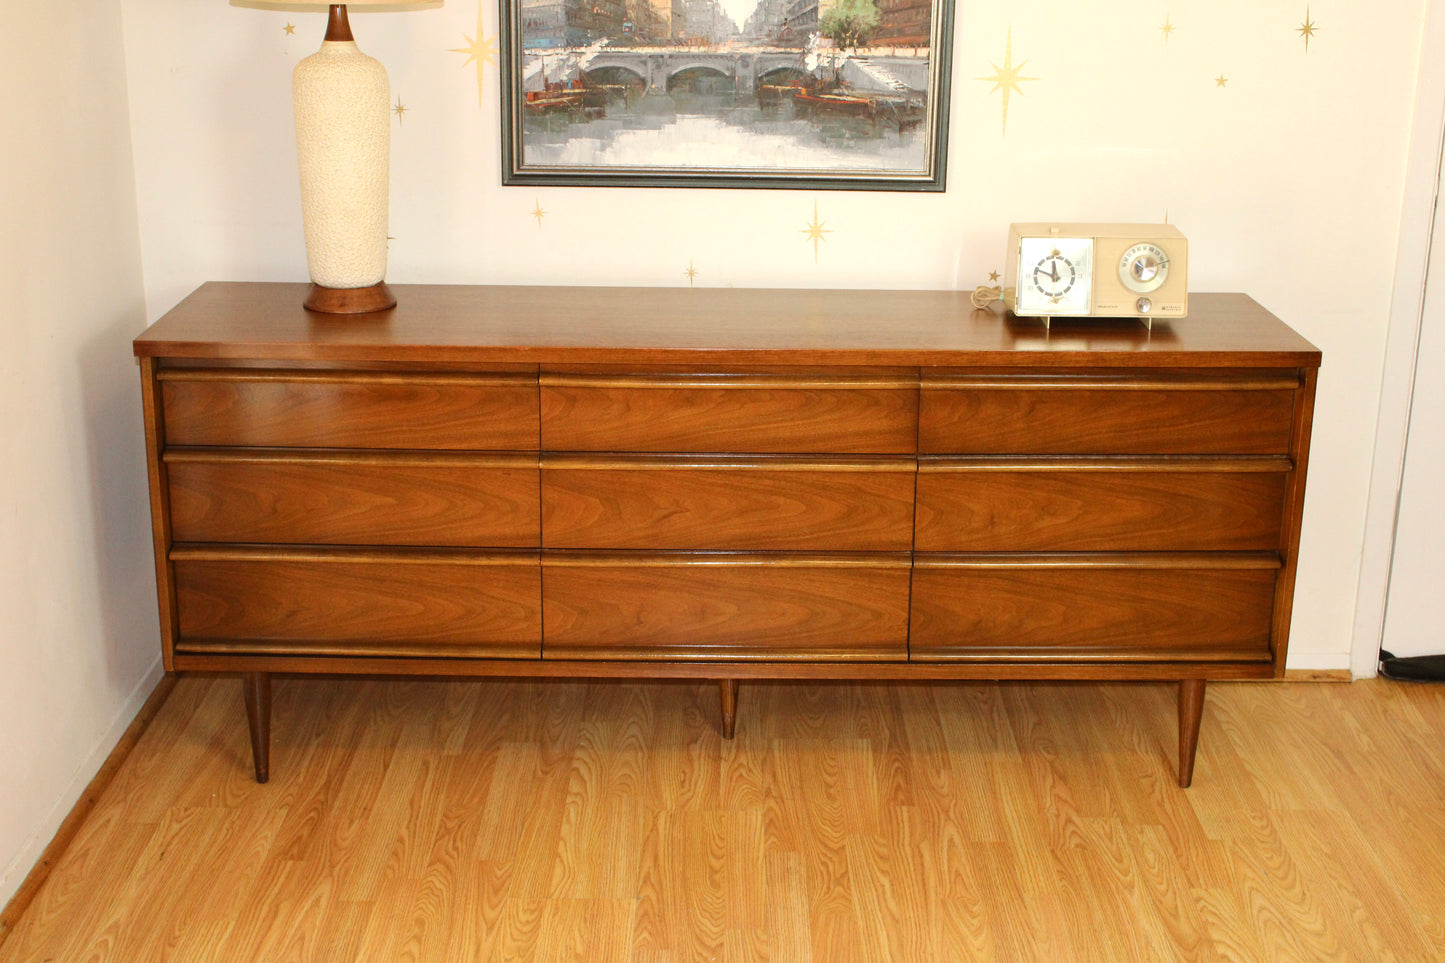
<box><xmin>531</xmin><ymin>201</ymin><xmax>546</xmax><ymax>226</ymax></box>
<box><xmin>283</xmin><ymin>22</ymin><xmax>296</xmax><ymax>36</ymax></box>
<box><xmin>1215</xmin><ymin>75</ymin><xmax>1229</xmax><ymax>87</ymax></box>
<box><xmin>988</xmin><ymin>271</ymin><xmax>1000</xmax><ymax>282</ymax></box>
<box><xmin>685</xmin><ymin>260</ymin><xmax>698</xmax><ymax>286</ymax></box>
<box><xmin>393</xmin><ymin>97</ymin><xmax>408</xmax><ymax>124</ymax></box>
<box><xmin>451</xmin><ymin>5</ymin><xmax>499</xmax><ymax>107</ymax></box>
<box><xmin>1298</xmin><ymin>7</ymin><xmax>1319</xmax><ymax>52</ymax></box>
<box><xmin>1160</xmin><ymin>15</ymin><xmax>1174</xmax><ymax>43</ymax></box>
<box><xmin>977</xmin><ymin>27</ymin><xmax>1038</xmax><ymax>136</ymax></box>
<box><xmin>801</xmin><ymin>202</ymin><xmax>831</xmax><ymax>263</ymax></box>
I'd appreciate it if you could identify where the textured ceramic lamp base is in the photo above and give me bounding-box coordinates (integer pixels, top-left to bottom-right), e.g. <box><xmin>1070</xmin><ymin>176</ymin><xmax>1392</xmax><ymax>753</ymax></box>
<box><xmin>293</xmin><ymin>38</ymin><xmax>391</xmax><ymax>313</ymax></box>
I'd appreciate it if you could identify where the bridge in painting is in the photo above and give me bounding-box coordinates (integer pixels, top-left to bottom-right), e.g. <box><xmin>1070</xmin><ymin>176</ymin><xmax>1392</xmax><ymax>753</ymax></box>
<box><xmin>524</xmin><ymin>44</ymin><xmax>930</xmax><ymax>97</ymax></box>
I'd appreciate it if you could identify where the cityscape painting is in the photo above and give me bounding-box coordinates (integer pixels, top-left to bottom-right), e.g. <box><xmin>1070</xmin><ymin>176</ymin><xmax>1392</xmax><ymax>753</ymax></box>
<box><xmin>500</xmin><ymin>0</ymin><xmax>955</xmax><ymax>189</ymax></box>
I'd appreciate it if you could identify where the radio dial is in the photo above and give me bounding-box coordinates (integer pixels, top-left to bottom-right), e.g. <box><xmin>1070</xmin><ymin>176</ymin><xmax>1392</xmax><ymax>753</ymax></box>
<box><xmin>1120</xmin><ymin>242</ymin><xmax>1170</xmax><ymax>294</ymax></box>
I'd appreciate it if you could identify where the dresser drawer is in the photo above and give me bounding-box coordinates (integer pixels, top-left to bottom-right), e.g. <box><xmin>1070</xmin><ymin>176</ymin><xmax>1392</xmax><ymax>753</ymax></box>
<box><xmin>167</xmin><ymin>450</ymin><xmax>540</xmax><ymax>546</ymax></box>
<box><xmin>542</xmin><ymin>455</ymin><xmax>915</xmax><ymax>551</ymax></box>
<box><xmin>542</xmin><ymin>554</ymin><xmax>911</xmax><ymax>660</ymax></box>
<box><xmin>915</xmin><ymin>457</ymin><xmax>1290</xmax><ymax>552</ymax></box>
<box><xmin>918</xmin><ymin>372</ymin><xmax>1298</xmax><ymax>454</ymax></box>
<box><xmin>172</xmin><ymin>548</ymin><xmax>541</xmax><ymax>657</ymax></box>
<box><xmin>540</xmin><ymin>373</ymin><xmax>917</xmax><ymax>453</ymax></box>
<box><xmin>910</xmin><ymin>554</ymin><xmax>1279</xmax><ymax>663</ymax></box>
<box><xmin>160</xmin><ymin>369</ymin><xmax>539</xmax><ymax>450</ymax></box>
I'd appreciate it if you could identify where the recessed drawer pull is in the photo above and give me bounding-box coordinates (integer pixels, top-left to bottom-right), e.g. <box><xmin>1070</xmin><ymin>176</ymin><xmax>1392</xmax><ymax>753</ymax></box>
<box><xmin>544</xmin><ymin>552</ymin><xmax>912</xmax><ymax>569</ymax></box>
<box><xmin>170</xmin><ymin>545</ymin><xmax>539</xmax><ymax>565</ymax></box>
<box><xmin>914</xmin><ymin>552</ymin><xmax>1282</xmax><ymax>570</ymax></box>
<box><xmin>918</xmin><ymin>455</ymin><xmax>1293</xmax><ymax>473</ymax></box>
<box><xmin>541</xmin><ymin>374</ymin><xmax>914</xmax><ymax>389</ymax></box>
<box><xmin>164</xmin><ymin>447</ymin><xmax>538</xmax><ymax>469</ymax></box>
<box><xmin>158</xmin><ymin>368</ymin><xmax>534</xmax><ymax>387</ymax></box>
<box><xmin>543</xmin><ymin>453</ymin><xmax>914</xmax><ymax>472</ymax></box>
<box><xmin>921</xmin><ymin>374</ymin><xmax>1302</xmax><ymax>391</ymax></box>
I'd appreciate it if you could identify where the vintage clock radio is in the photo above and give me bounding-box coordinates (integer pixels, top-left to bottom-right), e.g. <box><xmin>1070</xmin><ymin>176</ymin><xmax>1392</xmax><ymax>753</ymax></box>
<box><xmin>1002</xmin><ymin>223</ymin><xmax>1188</xmax><ymax>326</ymax></box>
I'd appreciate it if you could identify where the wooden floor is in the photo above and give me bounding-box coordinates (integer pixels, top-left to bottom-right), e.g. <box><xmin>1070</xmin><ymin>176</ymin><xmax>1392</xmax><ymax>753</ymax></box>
<box><xmin>2</xmin><ymin>675</ymin><xmax>1443</xmax><ymax>962</ymax></box>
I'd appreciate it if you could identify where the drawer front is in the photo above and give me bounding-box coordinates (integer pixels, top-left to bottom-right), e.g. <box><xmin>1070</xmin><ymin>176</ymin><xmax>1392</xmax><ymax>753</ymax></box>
<box><xmin>540</xmin><ymin>374</ymin><xmax>917</xmax><ymax>453</ymax></box>
<box><xmin>910</xmin><ymin>555</ymin><xmax>1278</xmax><ymax>662</ymax></box>
<box><xmin>918</xmin><ymin>374</ymin><xmax>1297</xmax><ymax>454</ymax></box>
<box><xmin>915</xmin><ymin>458</ymin><xmax>1290</xmax><ymax>552</ymax></box>
<box><xmin>173</xmin><ymin>549</ymin><xmax>540</xmax><ymax>657</ymax></box>
<box><xmin>542</xmin><ymin>555</ymin><xmax>911</xmax><ymax>660</ymax></box>
<box><xmin>167</xmin><ymin>451</ymin><xmax>540</xmax><ymax>547</ymax></box>
<box><xmin>542</xmin><ymin>456</ymin><xmax>916</xmax><ymax>551</ymax></box>
<box><xmin>160</xmin><ymin>371</ymin><xmax>539</xmax><ymax>450</ymax></box>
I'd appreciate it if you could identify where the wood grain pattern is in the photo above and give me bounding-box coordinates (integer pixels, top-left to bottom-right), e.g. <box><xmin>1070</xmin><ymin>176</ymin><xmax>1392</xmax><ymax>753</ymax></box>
<box><xmin>911</xmin><ymin>555</ymin><xmax>1279</xmax><ymax>661</ymax></box>
<box><xmin>542</xmin><ymin>554</ymin><xmax>911</xmax><ymax>660</ymax></box>
<box><xmin>919</xmin><ymin>375</ymin><xmax>1298</xmax><ymax>454</ymax></box>
<box><xmin>172</xmin><ymin>550</ymin><xmax>541</xmax><ymax>656</ymax></box>
<box><xmin>540</xmin><ymin>375</ymin><xmax>917</xmax><ymax>453</ymax></box>
<box><xmin>915</xmin><ymin>457</ymin><xmax>1290</xmax><ymax>552</ymax></box>
<box><xmin>542</xmin><ymin>455</ymin><xmax>916</xmax><ymax>550</ymax></box>
<box><xmin>167</xmin><ymin>450</ymin><xmax>540</xmax><ymax>547</ymax></box>
<box><xmin>6</xmin><ymin>677</ymin><xmax>1442</xmax><ymax>963</ymax></box>
<box><xmin>132</xmin><ymin>284</ymin><xmax>1322</xmax><ymax>369</ymax></box>
<box><xmin>160</xmin><ymin>371</ymin><xmax>539</xmax><ymax>450</ymax></box>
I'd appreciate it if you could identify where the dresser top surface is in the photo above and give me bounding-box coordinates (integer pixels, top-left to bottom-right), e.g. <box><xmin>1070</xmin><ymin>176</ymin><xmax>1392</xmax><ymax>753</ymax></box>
<box><xmin>134</xmin><ymin>283</ymin><xmax>1321</xmax><ymax>368</ymax></box>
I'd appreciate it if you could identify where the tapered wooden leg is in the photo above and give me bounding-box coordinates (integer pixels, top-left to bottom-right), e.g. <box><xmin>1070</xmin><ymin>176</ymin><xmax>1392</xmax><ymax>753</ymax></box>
<box><xmin>719</xmin><ymin>679</ymin><xmax>739</xmax><ymax>739</ymax></box>
<box><xmin>1177</xmin><ymin>678</ymin><xmax>1205</xmax><ymax>788</ymax></box>
<box><xmin>242</xmin><ymin>672</ymin><xmax>272</xmax><ymax>784</ymax></box>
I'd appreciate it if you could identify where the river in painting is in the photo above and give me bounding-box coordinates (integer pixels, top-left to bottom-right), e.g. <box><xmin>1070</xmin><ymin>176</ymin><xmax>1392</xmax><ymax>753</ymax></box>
<box><xmin>521</xmin><ymin>91</ymin><xmax>928</xmax><ymax>174</ymax></box>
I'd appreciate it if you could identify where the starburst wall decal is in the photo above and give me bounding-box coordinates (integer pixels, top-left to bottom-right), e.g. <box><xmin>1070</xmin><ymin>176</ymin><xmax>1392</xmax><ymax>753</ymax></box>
<box><xmin>1298</xmin><ymin>7</ymin><xmax>1319</xmax><ymax>51</ymax></box>
<box><xmin>978</xmin><ymin>28</ymin><xmax>1038</xmax><ymax>136</ymax></box>
<box><xmin>451</xmin><ymin>3</ymin><xmax>499</xmax><ymax>107</ymax></box>
<box><xmin>801</xmin><ymin>202</ymin><xmax>831</xmax><ymax>263</ymax></box>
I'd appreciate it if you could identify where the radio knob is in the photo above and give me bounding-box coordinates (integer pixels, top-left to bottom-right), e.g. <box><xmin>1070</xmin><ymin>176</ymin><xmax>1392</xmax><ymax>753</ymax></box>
<box><xmin>1119</xmin><ymin>242</ymin><xmax>1171</xmax><ymax>294</ymax></box>
<box><xmin>1136</xmin><ymin>297</ymin><xmax>1153</xmax><ymax>314</ymax></box>
<box><xmin>1130</xmin><ymin>254</ymin><xmax>1160</xmax><ymax>284</ymax></box>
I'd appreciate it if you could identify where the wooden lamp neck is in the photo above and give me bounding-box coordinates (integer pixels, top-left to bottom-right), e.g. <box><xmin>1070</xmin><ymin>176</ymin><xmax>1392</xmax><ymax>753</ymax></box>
<box><xmin>325</xmin><ymin>4</ymin><xmax>354</xmax><ymax>42</ymax></box>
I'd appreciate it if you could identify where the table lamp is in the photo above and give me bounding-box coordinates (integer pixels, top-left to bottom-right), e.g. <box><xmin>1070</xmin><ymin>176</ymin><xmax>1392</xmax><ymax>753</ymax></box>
<box><xmin>233</xmin><ymin>1</ymin><xmax>443</xmax><ymax>314</ymax></box>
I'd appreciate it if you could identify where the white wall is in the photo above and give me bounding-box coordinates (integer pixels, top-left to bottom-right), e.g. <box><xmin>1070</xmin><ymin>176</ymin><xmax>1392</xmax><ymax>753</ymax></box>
<box><xmin>1381</xmin><ymin>138</ymin><xmax>1445</xmax><ymax>659</ymax></box>
<box><xmin>118</xmin><ymin>0</ymin><xmax>1430</xmax><ymax>673</ymax></box>
<box><xmin>0</xmin><ymin>0</ymin><xmax>161</xmax><ymax>909</ymax></box>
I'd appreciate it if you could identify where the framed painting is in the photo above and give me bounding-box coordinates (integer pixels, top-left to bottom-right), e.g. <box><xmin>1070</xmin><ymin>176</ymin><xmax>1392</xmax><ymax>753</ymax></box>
<box><xmin>499</xmin><ymin>0</ymin><xmax>955</xmax><ymax>190</ymax></box>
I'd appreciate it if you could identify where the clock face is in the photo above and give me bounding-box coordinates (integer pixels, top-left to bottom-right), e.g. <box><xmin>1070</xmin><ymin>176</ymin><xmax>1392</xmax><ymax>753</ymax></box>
<box><xmin>1015</xmin><ymin>236</ymin><xmax>1094</xmax><ymax>316</ymax></box>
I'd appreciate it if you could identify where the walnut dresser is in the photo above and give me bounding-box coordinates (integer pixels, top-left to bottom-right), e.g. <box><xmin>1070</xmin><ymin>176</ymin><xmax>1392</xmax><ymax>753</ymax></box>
<box><xmin>134</xmin><ymin>283</ymin><xmax>1320</xmax><ymax>787</ymax></box>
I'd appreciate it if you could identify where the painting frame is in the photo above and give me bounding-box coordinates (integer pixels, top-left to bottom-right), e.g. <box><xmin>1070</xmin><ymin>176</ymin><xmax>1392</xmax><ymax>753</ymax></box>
<box><xmin>498</xmin><ymin>0</ymin><xmax>955</xmax><ymax>191</ymax></box>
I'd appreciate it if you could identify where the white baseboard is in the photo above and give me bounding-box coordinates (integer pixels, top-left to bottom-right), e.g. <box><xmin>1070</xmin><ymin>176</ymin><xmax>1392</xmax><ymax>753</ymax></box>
<box><xmin>1286</xmin><ymin>652</ymin><xmax>1354</xmax><ymax>674</ymax></box>
<box><xmin>0</xmin><ymin>656</ymin><xmax>165</xmax><ymax>910</ymax></box>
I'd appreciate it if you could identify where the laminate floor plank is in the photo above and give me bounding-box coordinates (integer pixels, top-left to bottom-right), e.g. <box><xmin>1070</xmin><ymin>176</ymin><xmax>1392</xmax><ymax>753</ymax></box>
<box><xmin>4</xmin><ymin>677</ymin><xmax>1445</xmax><ymax>962</ymax></box>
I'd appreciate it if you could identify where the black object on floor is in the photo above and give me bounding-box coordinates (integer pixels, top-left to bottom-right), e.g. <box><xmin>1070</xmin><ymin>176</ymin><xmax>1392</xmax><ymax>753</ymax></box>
<box><xmin>1379</xmin><ymin>650</ymin><xmax>1445</xmax><ymax>683</ymax></box>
